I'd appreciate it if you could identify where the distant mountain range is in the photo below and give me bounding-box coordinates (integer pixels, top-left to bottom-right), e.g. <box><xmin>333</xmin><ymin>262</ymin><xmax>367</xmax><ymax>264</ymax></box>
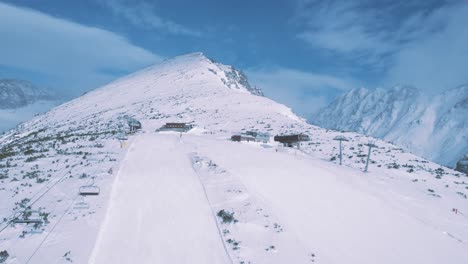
<box><xmin>0</xmin><ymin>79</ymin><xmax>57</xmax><ymax>109</ymax></box>
<box><xmin>0</xmin><ymin>79</ymin><xmax>61</xmax><ymax>132</ymax></box>
<box><xmin>312</xmin><ymin>85</ymin><xmax>467</xmax><ymax>168</ymax></box>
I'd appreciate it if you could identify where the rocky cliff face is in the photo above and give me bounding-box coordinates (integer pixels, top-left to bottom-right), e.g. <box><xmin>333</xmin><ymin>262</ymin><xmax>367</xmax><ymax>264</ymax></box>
<box><xmin>456</xmin><ymin>155</ymin><xmax>468</xmax><ymax>175</ymax></box>
<box><xmin>0</xmin><ymin>79</ymin><xmax>54</xmax><ymax>109</ymax></box>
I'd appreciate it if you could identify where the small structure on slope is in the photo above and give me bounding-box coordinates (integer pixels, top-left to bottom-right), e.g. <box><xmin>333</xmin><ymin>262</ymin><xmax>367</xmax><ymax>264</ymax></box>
<box><xmin>231</xmin><ymin>134</ymin><xmax>255</xmax><ymax>142</ymax></box>
<box><xmin>274</xmin><ymin>134</ymin><xmax>310</xmax><ymax>148</ymax></box>
<box><xmin>157</xmin><ymin>122</ymin><xmax>194</xmax><ymax>132</ymax></box>
<box><xmin>126</xmin><ymin>116</ymin><xmax>142</xmax><ymax>133</ymax></box>
<box><xmin>245</xmin><ymin>131</ymin><xmax>270</xmax><ymax>143</ymax></box>
<box><xmin>231</xmin><ymin>131</ymin><xmax>270</xmax><ymax>143</ymax></box>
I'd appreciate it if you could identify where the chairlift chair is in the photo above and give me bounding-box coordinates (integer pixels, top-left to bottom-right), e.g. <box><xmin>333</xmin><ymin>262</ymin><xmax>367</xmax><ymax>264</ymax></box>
<box><xmin>79</xmin><ymin>185</ymin><xmax>100</xmax><ymax>196</ymax></box>
<box><xmin>13</xmin><ymin>219</ymin><xmax>43</xmax><ymax>224</ymax></box>
<box><xmin>74</xmin><ymin>196</ymin><xmax>90</xmax><ymax>209</ymax></box>
<box><xmin>79</xmin><ymin>177</ymin><xmax>100</xmax><ymax>196</ymax></box>
<box><xmin>13</xmin><ymin>210</ymin><xmax>43</xmax><ymax>225</ymax></box>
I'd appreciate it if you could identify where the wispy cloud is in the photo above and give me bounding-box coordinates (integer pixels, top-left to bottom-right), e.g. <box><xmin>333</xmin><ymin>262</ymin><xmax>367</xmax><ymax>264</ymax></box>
<box><xmin>296</xmin><ymin>1</ymin><xmax>392</xmax><ymax>59</ymax></box>
<box><xmin>294</xmin><ymin>0</ymin><xmax>468</xmax><ymax>92</ymax></box>
<box><xmin>98</xmin><ymin>0</ymin><xmax>201</xmax><ymax>37</ymax></box>
<box><xmin>295</xmin><ymin>0</ymin><xmax>443</xmax><ymax>56</ymax></box>
<box><xmin>384</xmin><ymin>4</ymin><xmax>468</xmax><ymax>92</ymax></box>
<box><xmin>0</xmin><ymin>2</ymin><xmax>162</xmax><ymax>95</ymax></box>
<box><xmin>247</xmin><ymin>67</ymin><xmax>359</xmax><ymax>116</ymax></box>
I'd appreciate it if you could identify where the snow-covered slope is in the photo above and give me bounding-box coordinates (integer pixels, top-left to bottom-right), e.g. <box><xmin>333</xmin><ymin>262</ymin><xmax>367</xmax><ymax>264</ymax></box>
<box><xmin>312</xmin><ymin>85</ymin><xmax>468</xmax><ymax>168</ymax></box>
<box><xmin>0</xmin><ymin>53</ymin><xmax>467</xmax><ymax>264</ymax></box>
<box><xmin>0</xmin><ymin>79</ymin><xmax>61</xmax><ymax>132</ymax></box>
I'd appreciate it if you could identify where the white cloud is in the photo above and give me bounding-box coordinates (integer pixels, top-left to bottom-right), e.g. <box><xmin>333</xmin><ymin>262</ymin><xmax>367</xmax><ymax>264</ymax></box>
<box><xmin>247</xmin><ymin>67</ymin><xmax>358</xmax><ymax>116</ymax></box>
<box><xmin>294</xmin><ymin>0</ymin><xmax>468</xmax><ymax>92</ymax></box>
<box><xmin>295</xmin><ymin>1</ymin><xmax>396</xmax><ymax>58</ymax></box>
<box><xmin>0</xmin><ymin>101</ymin><xmax>59</xmax><ymax>133</ymax></box>
<box><xmin>98</xmin><ymin>0</ymin><xmax>201</xmax><ymax>37</ymax></box>
<box><xmin>384</xmin><ymin>4</ymin><xmax>468</xmax><ymax>92</ymax></box>
<box><xmin>0</xmin><ymin>2</ymin><xmax>162</xmax><ymax>94</ymax></box>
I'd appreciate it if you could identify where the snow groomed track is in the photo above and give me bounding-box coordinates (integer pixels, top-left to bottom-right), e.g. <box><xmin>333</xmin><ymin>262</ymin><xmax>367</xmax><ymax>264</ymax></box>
<box><xmin>89</xmin><ymin>134</ymin><xmax>230</xmax><ymax>264</ymax></box>
<box><xmin>90</xmin><ymin>132</ymin><xmax>468</xmax><ymax>264</ymax></box>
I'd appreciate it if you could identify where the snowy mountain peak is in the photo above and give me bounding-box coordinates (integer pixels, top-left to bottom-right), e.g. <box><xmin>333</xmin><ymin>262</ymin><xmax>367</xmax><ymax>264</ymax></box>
<box><xmin>147</xmin><ymin>52</ymin><xmax>263</xmax><ymax>96</ymax></box>
<box><xmin>346</xmin><ymin>85</ymin><xmax>419</xmax><ymax>100</ymax></box>
<box><xmin>161</xmin><ymin>51</ymin><xmax>211</xmax><ymax>66</ymax></box>
<box><xmin>445</xmin><ymin>84</ymin><xmax>467</xmax><ymax>108</ymax></box>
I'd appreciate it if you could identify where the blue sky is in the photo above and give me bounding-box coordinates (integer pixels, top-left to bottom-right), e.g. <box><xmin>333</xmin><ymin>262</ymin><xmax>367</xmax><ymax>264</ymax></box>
<box><xmin>1</xmin><ymin>0</ymin><xmax>467</xmax><ymax>117</ymax></box>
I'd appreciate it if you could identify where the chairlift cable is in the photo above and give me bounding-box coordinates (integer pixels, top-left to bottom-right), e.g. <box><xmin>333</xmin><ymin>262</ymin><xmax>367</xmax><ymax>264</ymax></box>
<box><xmin>0</xmin><ymin>173</ymin><xmax>71</xmax><ymax>234</ymax></box>
<box><xmin>7</xmin><ymin>188</ymin><xmax>80</xmax><ymax>253</ymax></box>
<box><xmin>25</xmin><ymin>163</ymin><xmax>61</xmax><ymax>205</ymax></box>
<box><xmin>28</xmin><ymin>174</ymin><xmax>71</xmax><ymax>209</ymax></box>
<box><xmin>0</xmin><ymin>163</ymin><xmax>60</xmax><ymax>226</ymax></box>
<box><xmin>25</xmin><ymin>195</ymin><xmax>79</xmax><ymax>264</ymax></box>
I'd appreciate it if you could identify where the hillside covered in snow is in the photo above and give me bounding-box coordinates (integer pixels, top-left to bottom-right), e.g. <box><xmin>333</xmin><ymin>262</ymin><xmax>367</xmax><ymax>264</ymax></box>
<box><xmin>312</xmin><ymin>85</ymin><xmax>467</xmax><ymax>169</ymax></box>
<box><xmin>0</xmin><ymin>53</ymin><xmax>467</xmax><ymax>264</ymax></box>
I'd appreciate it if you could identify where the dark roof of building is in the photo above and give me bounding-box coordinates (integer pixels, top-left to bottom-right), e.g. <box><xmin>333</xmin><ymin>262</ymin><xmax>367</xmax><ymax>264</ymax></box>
<box><xmin>274</xmin><ymin>134</ymin><xmax>310</xmax><ymax>143</ymax></box>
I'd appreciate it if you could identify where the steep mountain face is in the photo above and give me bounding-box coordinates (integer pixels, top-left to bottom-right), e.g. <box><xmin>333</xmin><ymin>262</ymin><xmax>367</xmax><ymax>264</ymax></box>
<box><xmin>0</xmin><ymin>79</ymin><xmax>60</xmax><ymax>133</ymax></box>
<box><xmin>312</xmin><ymin>85</ymin><xmax>468</xmax><ymax>168</ymax></box>
<box><xmin>0</xmin><ymin>53</ymin><xmax>467</xmax><ymax>264</ymax></box>
<box><xmin>215</xmin><ymin>63</ymin><xmax>263</xmax><ymax>96</ymax></box>
<box><xmin>456</xmin><ymin>155</ymin><xmax>468</xmax><ymax>174</ymax></box>
<box><xmin>0</xmin><ymin>79</ymin><xmax>54</xmax><ymax>109</ymax></box>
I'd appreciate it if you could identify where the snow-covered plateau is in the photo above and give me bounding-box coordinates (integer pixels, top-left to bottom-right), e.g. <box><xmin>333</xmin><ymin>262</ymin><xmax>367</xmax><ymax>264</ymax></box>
<box><xmin>0</xmin><ymin>52</ymin><xmax>467</xmax><ymax>264</ymax></box>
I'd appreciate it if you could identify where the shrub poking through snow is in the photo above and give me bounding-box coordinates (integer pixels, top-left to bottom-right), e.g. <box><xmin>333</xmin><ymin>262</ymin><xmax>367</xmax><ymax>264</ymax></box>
<box><xmin>226</xmin><ymin>238</ymin><xmax>241</xmax><ymax>250</ymax></box>
<box><xmin>0</xmin><ymin>250</ymin><xmax>9</xmax><ymax>263</ymax></box>
<box><xmin>63</xmin><ymin>251</ymin><xmax>72</xmax><ymax>262</ymax></box>
<box><xmin>217</xmin><ymin>209</ymin><xmax>237</xmax><ymax>224</ymax></box>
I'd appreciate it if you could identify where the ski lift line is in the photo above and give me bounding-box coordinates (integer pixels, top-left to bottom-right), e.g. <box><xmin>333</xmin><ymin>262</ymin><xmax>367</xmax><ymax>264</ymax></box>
<box><xmin>2</xmin><ymin>162</ymin><xmax>61</xmax><ymax>224</ymax></box>
<box><xmin>0</xmin><ymin>173</ymin><xmax>72</xmax><ymax>235</ymax></box>
<box><xmin>6</xmin><ymin>186</ymin><xmax>80</xmax><ymax>254</ymax></box>
<box><xmin>26</xmin><ymin>173</ymin><xmax>71</xmax><ymax>209</ymax></box>
<box><xmin>25</xmin><ymin>195</ymin><xmax>79</xmax><ymax>264</ymax></box>
<box><xmin>25</xmin><ymin>163</ymin><xmax>61</xmax><ymax>205</ymax></box>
